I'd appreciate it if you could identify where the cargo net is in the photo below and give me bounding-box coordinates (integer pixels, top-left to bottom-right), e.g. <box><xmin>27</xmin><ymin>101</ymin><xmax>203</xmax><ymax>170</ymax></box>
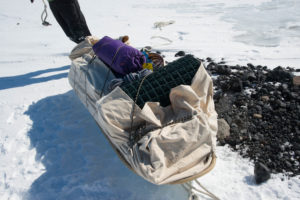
<box><xmin>120</xmin><ymin>54</ymin><xmax>201</xmax><ymax>108</ymax></box>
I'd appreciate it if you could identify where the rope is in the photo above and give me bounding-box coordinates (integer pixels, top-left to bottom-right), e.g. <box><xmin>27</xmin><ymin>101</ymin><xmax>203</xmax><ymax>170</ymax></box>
<box><xmin>99</xmin><ymin>45</ymin><xmax>125</xmax><ymax>98</ymax></box>
<box><xmin>128</xmin><ymin>73</ymin><xmax>152</xmax><ymax>148</ymax></box>
<box><xmin>181</xmin><ymin>181</ymin><xmax>220</xmax><ymax>200</ymax></box>
<box><xmin>41</xmin><ymin>0</ymin><xmax>51</xmax><ymax>26</ymax></box>
<box><xmin>150</xmin><ymin>36</ymin><xmax>173</xmax><ymax>47</ymax></box>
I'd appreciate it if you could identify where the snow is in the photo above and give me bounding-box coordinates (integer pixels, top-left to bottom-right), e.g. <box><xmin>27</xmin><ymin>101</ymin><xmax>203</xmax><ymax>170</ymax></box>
<box><xmin>0</xmin><ymin>0</ymin><xmax>299</xmax><ymax>199</ymax></box>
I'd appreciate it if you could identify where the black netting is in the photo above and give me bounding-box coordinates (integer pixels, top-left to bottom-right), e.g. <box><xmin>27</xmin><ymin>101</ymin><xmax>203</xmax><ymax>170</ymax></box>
<box><xmin>120</xmin><ymin>55</ymin><xmax>201</xmax><ymax>108</ymax></box>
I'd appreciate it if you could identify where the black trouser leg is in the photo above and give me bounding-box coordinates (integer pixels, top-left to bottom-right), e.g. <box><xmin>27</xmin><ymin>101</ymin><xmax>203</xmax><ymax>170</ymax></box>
<box><xmin>49</xmin><ymin>0</ymin><xmax>91</xmax><ymax>43</ymax></box>
<box><xmin>72</xmin><ymin>0</ymin><xmax>91</xmax><ymax>37</ymax></box>
<box><xmin>49</xmin><ymin>1</ymin><xmax>73</xmax><ymax>39</ymax></box>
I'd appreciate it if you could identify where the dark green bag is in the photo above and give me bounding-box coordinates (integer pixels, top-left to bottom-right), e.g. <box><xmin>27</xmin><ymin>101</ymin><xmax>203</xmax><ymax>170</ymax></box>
<box><xmin>120</xmin><ymin>55</ymin><xmax>201</xmax><ymax>108</ymax></box>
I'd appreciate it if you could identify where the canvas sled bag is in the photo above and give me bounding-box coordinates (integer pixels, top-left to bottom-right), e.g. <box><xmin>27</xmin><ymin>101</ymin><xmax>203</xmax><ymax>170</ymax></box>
<box><xmin>68</xmin><ymin>43</ymin><xmax>218</xmax><ymax>185</ymax></box>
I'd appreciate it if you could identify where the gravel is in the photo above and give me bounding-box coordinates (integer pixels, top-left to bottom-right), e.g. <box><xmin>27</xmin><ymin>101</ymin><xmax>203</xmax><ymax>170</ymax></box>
<box><xmin>204</xmin><ymin>57</ymin><xmax>300</xmax><ymax>177</ymax></box>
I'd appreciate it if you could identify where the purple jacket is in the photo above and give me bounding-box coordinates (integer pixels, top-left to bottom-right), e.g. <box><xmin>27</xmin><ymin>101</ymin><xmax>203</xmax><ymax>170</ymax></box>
<box><xmin>92</xmin><ymin>36</ymin><xmax>145</xmax><ymax>76</ymax></box>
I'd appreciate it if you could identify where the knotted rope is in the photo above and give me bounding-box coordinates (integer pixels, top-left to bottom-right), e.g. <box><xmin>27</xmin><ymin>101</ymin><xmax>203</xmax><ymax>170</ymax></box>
<box><xmin>41</xmin><ymin>0</ymin><xmax>51</xmax><ymax>26</ymax></box>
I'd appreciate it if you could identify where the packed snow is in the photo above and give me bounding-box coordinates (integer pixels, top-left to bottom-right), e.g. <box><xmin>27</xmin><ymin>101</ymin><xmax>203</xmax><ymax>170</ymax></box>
<box><xmin>0</xmin><ymin>0</ymin><xmax>299</xmax><ymax>199</ymax></box>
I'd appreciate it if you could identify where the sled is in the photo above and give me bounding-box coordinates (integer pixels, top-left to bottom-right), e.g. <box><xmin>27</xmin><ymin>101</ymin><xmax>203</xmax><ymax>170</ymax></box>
<box><xmin>68</xmin><ymin>37</ymin><xmax>218</xmax><ymax>186</ymax></box>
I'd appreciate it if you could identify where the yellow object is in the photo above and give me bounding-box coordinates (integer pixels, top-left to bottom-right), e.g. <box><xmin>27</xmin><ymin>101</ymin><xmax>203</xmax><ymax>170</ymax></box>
<box><xmin>142</xmin><ymin>63</ymin><xmax>153</xmax><ymax>71</ymax></box>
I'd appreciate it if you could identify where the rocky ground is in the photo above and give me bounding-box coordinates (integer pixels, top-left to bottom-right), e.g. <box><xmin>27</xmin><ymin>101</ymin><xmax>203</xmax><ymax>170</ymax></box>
<box><xmin>202</xmin><ymin>57</ymin><xmax>300</xmax><ymax>177</ymax></box>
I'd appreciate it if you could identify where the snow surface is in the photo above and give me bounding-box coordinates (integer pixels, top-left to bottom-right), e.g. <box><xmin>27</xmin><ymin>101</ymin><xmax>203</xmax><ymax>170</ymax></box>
<box><xmin>0</xmin><ymin>0</ymin><xmax>299</xmax><ymax>199</ymax></box>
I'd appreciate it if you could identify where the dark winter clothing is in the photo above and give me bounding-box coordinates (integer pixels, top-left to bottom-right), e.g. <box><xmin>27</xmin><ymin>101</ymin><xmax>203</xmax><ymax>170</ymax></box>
<box><xmin>108</xmin><ymin>69</ymin><xmax>153</xmax><ymax>92</ymax></box>
<box><xmin>48</xmin><ymin>0</ymin><xmax>91</xmax><ymax>43</ymax></box>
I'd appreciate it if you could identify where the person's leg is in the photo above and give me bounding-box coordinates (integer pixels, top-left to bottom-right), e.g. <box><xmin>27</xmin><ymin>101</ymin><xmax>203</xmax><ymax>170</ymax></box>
<box><xmin>54</xmin><ymin>0</ymin><xmax>91</xmax><ymax>43</ymax></box>
<box><xmin>72</xmin><ymin>0</ymin><xmax>91</xmax><ymax>37</ymax></box>
<box><xmin>48</xmin><ymin>1</ymin><xmax>74</xmax><ymax>39</ymax></box>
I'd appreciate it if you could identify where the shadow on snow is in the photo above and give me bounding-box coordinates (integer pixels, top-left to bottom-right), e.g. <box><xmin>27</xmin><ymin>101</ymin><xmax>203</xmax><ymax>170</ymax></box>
<box><xmin>24</xmin><ymin>90</ymin><xmax>186</xmax><ymax>200</ymax></box>
<box><xmin>0</xmin><ymin>65</ymin><xmax>69</xmax><ymax>90</ymax></box>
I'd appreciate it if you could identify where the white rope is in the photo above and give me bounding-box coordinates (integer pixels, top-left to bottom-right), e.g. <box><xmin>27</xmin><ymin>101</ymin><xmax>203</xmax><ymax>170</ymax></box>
<box><xmin>182</xmin><ymin>180</ymin><xmax>220</xmax><ymax>200</ymax></box>
<box><xmin>182</xmin><ymin>183</ymin><xmax>199</xmax><ymax>200</ymax></box>
<box><xmin>150</xmin><ymin>36</ymin><xmax>173</xmax><ymax>47</ymax></box>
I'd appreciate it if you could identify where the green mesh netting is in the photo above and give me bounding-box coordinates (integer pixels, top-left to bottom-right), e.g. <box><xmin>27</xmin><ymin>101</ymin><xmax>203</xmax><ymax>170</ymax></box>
<box><xmin>120</xmin><ymin>54</ymin><xmax>201</xmax><ymax>108</ymax></box>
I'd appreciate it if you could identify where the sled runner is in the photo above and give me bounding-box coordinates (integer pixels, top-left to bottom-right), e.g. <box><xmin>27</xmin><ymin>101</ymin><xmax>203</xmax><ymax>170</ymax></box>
<box><xmin>68</xmin><ymin>36</ymin><xmax>218</xmax><ymax>186</ymax></box>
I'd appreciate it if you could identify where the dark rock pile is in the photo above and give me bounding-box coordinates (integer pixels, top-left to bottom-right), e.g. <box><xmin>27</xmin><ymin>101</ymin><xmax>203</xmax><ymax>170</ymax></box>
<box><xmin>205</xmin><ymin>58</ymin><xmax>300</xmax><ymax>177</ymax></box>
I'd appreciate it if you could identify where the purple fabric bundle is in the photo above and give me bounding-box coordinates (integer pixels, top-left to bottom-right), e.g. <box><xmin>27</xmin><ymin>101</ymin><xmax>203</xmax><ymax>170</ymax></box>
<box><xmin>92</xmin><ymin>36</ymin><xmax>145</xmax><ymax>76</ymax></box>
